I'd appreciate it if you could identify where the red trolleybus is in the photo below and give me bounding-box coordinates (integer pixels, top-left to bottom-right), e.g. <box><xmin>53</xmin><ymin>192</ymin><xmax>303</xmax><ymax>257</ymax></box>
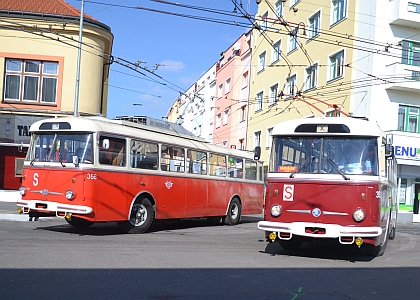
<box><xmin>258</xmin><ymin>117</ymin><xmax>398</xmax><ymax>256</ymax></box>
<box><xmin>17</xmin><ymin>117</ymin><xmax>264</xmax><ymax>233</ymax></box>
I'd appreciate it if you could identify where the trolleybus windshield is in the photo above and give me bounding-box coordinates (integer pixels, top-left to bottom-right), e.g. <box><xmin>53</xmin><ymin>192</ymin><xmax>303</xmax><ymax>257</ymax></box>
<box><xmin>269</xmin><ymin>136</ymin><xmax>378</xmax><ymax>176</ymax></box>
<box><xmin>28</xmin><ymin>133</ymin><xmax>94</xmax><ymax>164</ymax></box>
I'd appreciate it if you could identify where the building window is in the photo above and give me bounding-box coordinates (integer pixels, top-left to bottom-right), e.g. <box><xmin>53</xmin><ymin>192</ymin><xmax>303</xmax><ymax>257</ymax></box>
<box><xmin>223</xmin><ymin>108</ymin><xmax>229</xmax><ymax>125</ymax></box>
<box><xmin>239</xmin><ymin>139</ymin><xmax>245</xmax><ymax>150</ymax></box>
<box><xmin>305</xmin><ymin>64</ymin><xmax>318</xmax><ymax>90</ymax></box>
<box><xmin>254</xmin><ymin>131</ymin><xmax>261</xmax><ymax>148</ymax></box>
<box><xmin>255</xmin><ymin>91</ymin><xmax>263</xmax><ymax>111</ymax></box>
<box><xmin>286</xmin><ymin>74</ymin><xmax>297</xmax><ymax>97</ymax></box>
<box><xmin>325</xmin><ymin>109</ymin><xmax>340</xmax><ymax>117</ymax></box>
<box><xmin>225</xmin><ymin>78</ymin><xmax>231</xmax><ymax>94</ymax></box>
<box><xmin>290</xmin><ymin>0</ymin><xmax>300</xmax><ymax>6</ymax></box>
<box><xmin>242</xmin><ymin>71</ymin><xmax>249</xmax><ymax>88</ymax></box>
<box><xmin>308</xmin><ymin>11</ymin><xmax>320</xmax><ymax>39</ymax></box>
<box><xmin>272</xmin><ymin>40</ymin><xmax>281</xmax><ymax>64</ymax></box>
<box><xmin>261</xmin><ymin>11</ymin><xmax>268</xmax><ymax>31</ymax></box>
<box><xmin>331</xmin><ymin>0</ymin><xmax>347</xmax><ymax>24</ymax></box>
<box><xmin>218</xmin><ymin>83</ymin><xmax>223</xmax><ymax>98</ymax></box>
<box><xmin>258</xmin><ymin>51</ymin><xmax>266</xmax><ymax>72</ymax></box>
<box><xmin>266</xmin><ymin>127</ymin><xmax>273</xmax><ymax>148</ymax></box>
<box><xmin>288</xmin><ymin>26</ymin><xmax>298</xmax><ymax>52</ymax></box>
<box><xmin>216</xmin><ymin>113</ymin><xmax>221</xmax><ymax>128</ymax></box>
<box><xmin>240</xmin><ymin>105</ymin><xmax>246</xmax><ymax>122</ymax></box>
<box><xmin>408</xmin><ymin>2</ymin><xmax>420</xmax><ymax>13</ymax></box>
<box><xmin>275</xmin><ymin>0</ymin><xmax>283</xmax><ymax>16</ymax></box>
<box><xmin>329</xmin><ymin>50</ymin><xmax>344</xmax><ymax>80</ymax></box>
<box><xmin>401</xmin><ymin>40</ymin><xmax>420</xmax><ymax>66</ymax></box>
<box><xmin>398</xmin><ymin>105</ymin><xmax>420</xmax><ymax>132</ymax></box>
<box><xmin>269</xmin><ymin>83</ymin><xmax>278</xmax><ymax>106</ymax></box>
<box><xmin>4</xmin><ymin>59</ymin><xmax>58</xmax><ymax>103</ymax></box>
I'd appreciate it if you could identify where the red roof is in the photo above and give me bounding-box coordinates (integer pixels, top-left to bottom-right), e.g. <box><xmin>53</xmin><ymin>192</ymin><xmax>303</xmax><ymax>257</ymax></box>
<box><xmin>0</xmin><ymin>0</ymin><xmax>95</xmax><ymax>20</ymax></box>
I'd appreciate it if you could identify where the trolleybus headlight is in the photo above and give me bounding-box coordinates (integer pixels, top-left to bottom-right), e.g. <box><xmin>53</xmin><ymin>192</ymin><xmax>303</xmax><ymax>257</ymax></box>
<box><xmin>18</xmin><ymin>186</ymin><xmax>26</xmax><ymax>196</ymax></box>
<box><xmin>65</xmin><ymin>190</ymin><xmax>76</xmax><ymax>200</ymax></box>
<box><xmin>271</xmin><ymin>204</ymin><xmax>282</xmax><ymax>217</ymax></box>
<box><xmin>353</xmin><ymin>208</ymin><xmax>366</xmax><ymax>222</ymax></box>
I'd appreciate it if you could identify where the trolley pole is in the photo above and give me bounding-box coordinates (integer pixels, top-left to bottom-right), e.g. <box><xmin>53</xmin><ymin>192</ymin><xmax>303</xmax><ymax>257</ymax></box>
<box><xmin>74</xmin><ymin>0</ymin><xmax>85</xmax><ymax>117</ymax></box>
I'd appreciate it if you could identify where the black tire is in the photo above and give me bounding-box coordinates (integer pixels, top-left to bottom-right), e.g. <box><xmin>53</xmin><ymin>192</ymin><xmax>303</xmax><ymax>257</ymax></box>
<box><xmin>364</xmin><ymin>235</ymin><xmax>388</xmax><ymax>257</ymax></box>
<box><xmin>223</xmin><ymin>198</ymin><xmax>242</xmax><ymax>226</ymax></box>
<box><xmin>389</xmin><ymin>224</ymin><xmax>396</xmax><ymax>240</ymax></box>
<box><xmin>117</xmin><ymin>198</ymin><xmax>154</xmax><ymax>234</ymax></box>
<box><xmin>66</xmin><ymin>216</ymin><xmax>94</xmax><ymax>228</ymax></box>
<box><xmin>279</xmin><ymin>238</ymin><xmax>303</xmax><ymax>250</ymax></box>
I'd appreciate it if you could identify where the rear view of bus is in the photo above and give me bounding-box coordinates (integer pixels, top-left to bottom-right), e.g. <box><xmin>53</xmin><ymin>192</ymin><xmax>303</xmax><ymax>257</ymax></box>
<box><xmin>258</xmin><ymin>117</ymin><xmax>398</xmax><ymax>256</ymax></box>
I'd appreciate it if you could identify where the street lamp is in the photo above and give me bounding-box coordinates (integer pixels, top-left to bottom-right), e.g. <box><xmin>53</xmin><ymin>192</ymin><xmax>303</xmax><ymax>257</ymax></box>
<box><xmin>123</xmin><ymin>103</ymin><xmax>142</xmax><ymax>115</ymax></box>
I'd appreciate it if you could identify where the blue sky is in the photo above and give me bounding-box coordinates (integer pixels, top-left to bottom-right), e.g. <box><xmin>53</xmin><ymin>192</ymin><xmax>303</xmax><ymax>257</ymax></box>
<box><xmin>66</xmin><ymin>0</ymin><xmax>257</xmax><ymax>120</ymax></box>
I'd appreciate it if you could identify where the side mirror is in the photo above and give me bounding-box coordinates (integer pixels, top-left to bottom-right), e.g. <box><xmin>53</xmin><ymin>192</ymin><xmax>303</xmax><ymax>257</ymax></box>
<box><xmin>18</xmin><ymin>142</ymin><xmax>24</xmax><ymax>152</ymax></box>
<box><xmin>72</xmin><ymin>155</ymin><xmax>80</xmax><ymax>166</ymax></box>
<box><xmin>254</xmin><ymin>146</ymin><xmax>261</xmax><ymax>160</ymax></box>
<box><xmin>385</xmin><ymin>145</ymin><xmax>394</xmax><ymax>158</ymax></box>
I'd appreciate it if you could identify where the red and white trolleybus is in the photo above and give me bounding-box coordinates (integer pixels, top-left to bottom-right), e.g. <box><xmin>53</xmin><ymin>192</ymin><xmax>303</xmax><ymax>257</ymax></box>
<box><xmin>17</xmin><ymin>116</ymin><xmax>264</xmax><ymax>233</ymax></box>
<box><xmin>258</xmin><ymin>117</ymin><xmax>397</xmax><ymax>256</ymax></box>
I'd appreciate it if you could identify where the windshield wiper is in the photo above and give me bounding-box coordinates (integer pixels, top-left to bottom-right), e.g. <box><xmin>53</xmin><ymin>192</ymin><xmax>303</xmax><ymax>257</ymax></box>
<box><xmin>290</xmin><ymin>156</ymin><xmax>315</xmax><ymax>178</ymax></box>
<box><xmin>327</xmin><ymin>158</ymin><xmax>349</xmax><ymax>180</ymax></box>
<box><xmin>59</xmin><ymin>153</ymin><xmax>66</xmax><ymax>168</ymax></box>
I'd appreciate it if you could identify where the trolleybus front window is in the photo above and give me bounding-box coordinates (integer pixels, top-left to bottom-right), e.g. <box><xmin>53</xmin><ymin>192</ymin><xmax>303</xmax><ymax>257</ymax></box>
<box><xmin>269</xmin><ymin>136</ymin><xmax>378</xmax><ymax>176</ymax></box>
<box><xmin>29</xmin><ymin>133</ymin><xmax>93</xmax><ymax>164</ymax></box>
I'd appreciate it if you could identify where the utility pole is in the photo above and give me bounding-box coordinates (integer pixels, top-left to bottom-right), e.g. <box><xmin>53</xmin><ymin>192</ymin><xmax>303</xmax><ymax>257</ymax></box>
<box><xmin>74</xmin><ymin>0</ymin><xmax>85</xmax><ymax>117</ymax></box>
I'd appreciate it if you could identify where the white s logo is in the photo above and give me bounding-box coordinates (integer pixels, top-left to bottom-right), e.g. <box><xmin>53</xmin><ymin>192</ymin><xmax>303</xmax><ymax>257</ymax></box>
<box><xmin>33</xmin><ymin>173</ymin><xmax>39</xmax><ymax>186</ymax></box>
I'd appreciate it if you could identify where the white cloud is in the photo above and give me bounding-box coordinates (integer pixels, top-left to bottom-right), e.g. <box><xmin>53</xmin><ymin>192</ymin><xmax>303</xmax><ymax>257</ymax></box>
<box><xmin>159</xmin><ymin>60</ymin><xmax>185</xmax><ymax>72</ymax></box>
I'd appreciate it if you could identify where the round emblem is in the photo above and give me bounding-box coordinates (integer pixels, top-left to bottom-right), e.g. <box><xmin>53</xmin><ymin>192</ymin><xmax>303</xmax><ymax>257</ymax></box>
<box><xmin>42</xmin><ymin>189</ymin><xmax>49</xmax><ymax>196</ymax></box>
<box><xmin>312</xmin><ymin>208</ymin><xmax>321</xmax><ymax>217</ymax></box>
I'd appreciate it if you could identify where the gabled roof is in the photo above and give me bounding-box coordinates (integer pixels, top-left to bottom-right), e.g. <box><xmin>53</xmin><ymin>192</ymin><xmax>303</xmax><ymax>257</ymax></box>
<box><xmin>0</xmin><ymin>0</ymin><xmax>95</xmax><ymax>20</ymax></box>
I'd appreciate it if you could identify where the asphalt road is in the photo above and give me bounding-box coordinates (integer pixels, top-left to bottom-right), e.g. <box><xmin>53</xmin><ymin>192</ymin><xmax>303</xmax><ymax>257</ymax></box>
<box><xmin>1</xmin><ymin>215</ymin><xmax>420</xmax><ymax>300</ymax></box>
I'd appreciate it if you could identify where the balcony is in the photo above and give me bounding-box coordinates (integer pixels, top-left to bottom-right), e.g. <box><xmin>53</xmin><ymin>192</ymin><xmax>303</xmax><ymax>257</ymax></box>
<box><xmin>385</xmin><ymin>62</ymin><xmax>420</xmax><ymax>92</ymax></box>
<box><xmin>389</xmin><ymin>0</ymin><xmax>420</xmax><ymax>29</ymax></box>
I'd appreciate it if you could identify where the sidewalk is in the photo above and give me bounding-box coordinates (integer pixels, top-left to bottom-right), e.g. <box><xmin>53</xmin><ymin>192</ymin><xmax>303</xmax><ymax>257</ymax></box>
<box><xmin>0</xmin><ymin>190</ymin><xmax>28</xmax><ymax>221</ymax></box>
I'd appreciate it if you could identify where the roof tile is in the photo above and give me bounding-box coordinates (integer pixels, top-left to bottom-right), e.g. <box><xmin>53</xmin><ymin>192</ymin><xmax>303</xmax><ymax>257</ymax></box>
<box><xmin>0</xmin><ymin>0</ymin><xmax>95</xmax><ymax>20</ymax></box>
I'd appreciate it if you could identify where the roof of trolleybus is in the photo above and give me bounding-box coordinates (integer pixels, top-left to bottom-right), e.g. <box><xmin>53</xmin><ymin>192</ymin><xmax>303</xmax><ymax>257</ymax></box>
<box><xmin>271</xmin><ymin>117</ymin><xmax>384</xmax><ymax>137</ymax></box>
<box><xmin>29</xmin><ymin>116</ymin><xmax>257</xmax><ymax>159</ymax></box>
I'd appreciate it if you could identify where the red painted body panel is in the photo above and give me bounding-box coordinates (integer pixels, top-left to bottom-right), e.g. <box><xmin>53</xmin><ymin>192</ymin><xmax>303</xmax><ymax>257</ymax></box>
<box><xmin>263</xmin><ymin>177</ymin><xmax>389</xmax><ymax>245</ymax></box>
<box><xmin>21</xmin><ymin>166</ymin><xmax>264</xmax><ymax>222</ymax></box>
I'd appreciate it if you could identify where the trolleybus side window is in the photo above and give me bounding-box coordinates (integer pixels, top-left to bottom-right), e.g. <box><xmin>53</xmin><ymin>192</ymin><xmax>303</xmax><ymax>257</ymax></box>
<box><xmin>228</xmin><ymin>157</ymin><xmax>243</xmax><ymax>178</ymax></box>
<box><xmin>245</xmin><ymin>160</ymin><xmax>258</xmax><ymax>180</ymax></box>
<box><xmin>209</xmin><ymin>153</ymin><xmax>226</xmax><ymax>177</ymax></box>
<box><xmin>130</xmin><ymin>139</ymin><xmax>158</xmax><ymax>170</ymax></box>
<box><xmin>161</xmin><ymin>144</ymin><xmax>185</xmax><ymax>172</ymax></box>
<box><xmin>187</xmin><ymin>149</ymin><xmax>207</xmax><ymax>175</ymax></box>
<box><xmin>99</xmin><ymin>135</ymin><xmax>126</xmax><ymax>166</ymax></box>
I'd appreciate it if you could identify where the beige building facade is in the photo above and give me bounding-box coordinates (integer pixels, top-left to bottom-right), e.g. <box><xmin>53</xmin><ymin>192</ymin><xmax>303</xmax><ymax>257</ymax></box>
<box><xmin>0</xmin><ymin>0</ymin><xmax>113</xmax><ymax>189</ymax></box>
<box><xmin>247</xmin><ymin>0</ymin><xmax>358</xmax><ymax>165</ymax></box>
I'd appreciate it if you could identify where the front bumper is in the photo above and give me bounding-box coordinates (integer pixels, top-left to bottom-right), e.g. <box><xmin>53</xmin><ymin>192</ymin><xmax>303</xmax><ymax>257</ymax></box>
<box><xmin>258</xmin><ymin>220</ymin><xmax>382</xmax><ymax>239</ymax></box>
<box><xmin>17</xmin><ymin>199</ymin><xmax>93</xmax><ymax>215</ymax></box>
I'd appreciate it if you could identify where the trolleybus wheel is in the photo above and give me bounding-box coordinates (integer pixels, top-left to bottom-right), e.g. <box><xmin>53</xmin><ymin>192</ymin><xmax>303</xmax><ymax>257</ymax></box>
<box><xmin>364</xmin><ymin>234</ymin><xmax>388</xmax><ymax>256</ymax></box>
<box><xmin>118</xmin><ymin>198</ymin><xmax>154</xmax><ymax>234</ymax></box>
<box><xmin>223</xmin><ymin>198</ymin><xmax>242</xmax><ymax>226</ymax></box>
<box><xmin>389</xmin><ymin>224</ymin><xmax>396</xmax><ymax>240</ymax></box>
<box><xmin>279</xmin><ymin>238</ymin><xmax>303</xmax><ymax>251</ymax></box>
<box><xmin>66</xmin><ymin>216</ymin><xmax>94</xmax><ymax>228</ymax></box>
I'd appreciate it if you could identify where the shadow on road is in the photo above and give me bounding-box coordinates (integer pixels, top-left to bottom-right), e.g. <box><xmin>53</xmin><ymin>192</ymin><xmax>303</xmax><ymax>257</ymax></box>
<box><xmin>34</xmin><ymin>214</ymin><xmax>262</xmax><ymax>236</ymax></box>
<box><xmin>261</xmin><ymin>239</ymin><xmax>375</xmax><ymax>262</ymax></box>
